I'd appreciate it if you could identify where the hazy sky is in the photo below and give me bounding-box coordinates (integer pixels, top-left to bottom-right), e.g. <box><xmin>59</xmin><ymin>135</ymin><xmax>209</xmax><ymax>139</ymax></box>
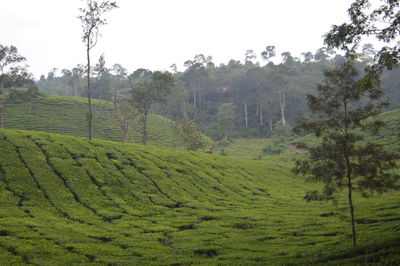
<box><xmin>0</xmin><ymin>0</ymin><xmax>352</xmax><ymax>79</ymax></box>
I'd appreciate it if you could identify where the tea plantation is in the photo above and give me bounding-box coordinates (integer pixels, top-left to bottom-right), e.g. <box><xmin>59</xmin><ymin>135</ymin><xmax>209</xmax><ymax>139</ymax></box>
<box><xmin>0</xmin><ymin>129</ymin><xmax>399</xmax><ymax>265</ymax></box>
<box><xmin>3</xmin><ymin>94</ymin><xmax>194</xmax><ymax>148</ymax></box>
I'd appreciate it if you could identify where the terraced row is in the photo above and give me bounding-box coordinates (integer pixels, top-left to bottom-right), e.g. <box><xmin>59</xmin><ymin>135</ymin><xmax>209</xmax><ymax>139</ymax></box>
<box><xmin>0</xmin><ymin>129</ymin><xmax>399</xmax><ymax>265</ymax></box>
<box><xmin>4</xmin><ymin>94</ymin><xmax>199</xmax><ymax>148</ymax></box>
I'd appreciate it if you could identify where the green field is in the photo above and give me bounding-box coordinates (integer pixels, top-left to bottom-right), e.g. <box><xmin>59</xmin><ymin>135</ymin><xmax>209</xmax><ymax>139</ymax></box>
<box><xmin>3</xmin><ymin>94</ymin><xmax>204</xmax><ymax>148</ymax></box>
<box><xmin>214</xmin><ymin>109</ymin><xmax>400</xmax><ymax>161</ymax></box>
<box><xmin>0</xmin><ymin>129</ymin><xmax>399</xmax><ymax>265</ymax></box>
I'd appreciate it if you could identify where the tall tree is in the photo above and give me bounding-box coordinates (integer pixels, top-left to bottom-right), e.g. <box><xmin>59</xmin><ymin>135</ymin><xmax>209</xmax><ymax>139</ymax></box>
<box><xmin>293</xmin><ymin>59</ymin><xmax>399</xmax><ymax>247</ymax></box>
<box><xmin>0</xmin><ymin>44</ymin><xmax>32</xmax><ymax>128</ymax></box>
<box><xmin>182</xmin><ymin>55</ymin><xmax>211</xmax><ymax>115</ymax></box>
<box><xmin>261</xmin><ymin>45</ymin><xmax>276</xmax><ymax>64</ymax></box>
<box><xmin>244</xmin><ymin>49</ymin><xmax>257</xmax><ymax>66</ymax></box>
<box><xmin>78</xmin><ymin>0</ymin><xmax>118</xmax><ymax>140</ymax></box>
<box><xmin>94</xmin><ymin>54</ymin><xmax>111</xmax><ymax>99</ymax></box>
<box><xmin>71</xmin><ymin>64</ymin><xmax>85</xmax><ymax>97</ymax></box>
<box><xmin>130</xmin><ymin>71</ymin><xmax>174</xmax><ymax>144</ymax></box>
<box><xmin>111</xmin><ymin>91</ymin><xmax>139</xmax><ymax>143</ymax></box>
<box><xmin>216</xmin><ymin>103</ymin><xmax>236</xmax><ymax>140</ymax></box>
<box><xmin>61</xmin><ymin>69</ymin><xmax>73</xmax><ymax>96</ymax></box>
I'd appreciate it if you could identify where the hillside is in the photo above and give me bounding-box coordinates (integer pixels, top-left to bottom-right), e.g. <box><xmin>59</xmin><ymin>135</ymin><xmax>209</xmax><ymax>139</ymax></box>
<box><xmin>0</xmin><ymin>129</ymin><xmax>399</xmax><ymax>265</ymax></box>
<box><xmin>292</xmin><ymin>108</ymin><xmax>400</xmax><ymax>157</ymax></box>
<box><xmin>213</xmin><ymin>108</ymin><xmax>400</xmax><ymax>160</ymax></box>
<box><xmin>3</xmin><ymin>94</ymin><xmax>203</xmax><ymax>148</ymax></box>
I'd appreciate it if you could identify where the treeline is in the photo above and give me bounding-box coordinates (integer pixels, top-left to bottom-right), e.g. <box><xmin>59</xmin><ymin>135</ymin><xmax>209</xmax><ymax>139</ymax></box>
<box><xmin>37</xmin><ymin>45</ymin><xmax>400</xmax><ymax>139</ymax></box>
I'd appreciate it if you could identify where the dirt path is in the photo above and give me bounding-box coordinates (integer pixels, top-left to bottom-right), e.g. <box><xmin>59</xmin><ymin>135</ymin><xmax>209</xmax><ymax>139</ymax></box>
<box><xmin>288</xmin><ymin>144</ymin><xmax>308</xmax><ymax>153</ymax></box>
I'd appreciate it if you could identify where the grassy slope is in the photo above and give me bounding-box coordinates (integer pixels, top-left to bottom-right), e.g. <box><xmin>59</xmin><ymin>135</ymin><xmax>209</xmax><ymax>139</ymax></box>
<box><xmin>0</xmin><ymin>129</ymin><xmax>399</xmax><ymax>265</ymax></box>
<box><xmin>4</xmin><ymin>94</ymin><xmax>197</xmax><ymax>148</ymax></box>
<box><xmin>214</xmin><ymin>109</ymin><xmax>400</xmax><ymax>161</ymax></box>
<box><xmin>292</xmin><ymin>108</ymin><xmax>400</xmax><ymax>156</ymax></box>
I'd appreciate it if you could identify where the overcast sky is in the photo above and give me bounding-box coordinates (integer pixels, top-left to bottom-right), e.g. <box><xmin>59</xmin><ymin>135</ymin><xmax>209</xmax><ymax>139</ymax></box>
<box><xmin>0</xmin><ymin>0</ymin><xmax>353</xmax><ymax>79</ymax></box>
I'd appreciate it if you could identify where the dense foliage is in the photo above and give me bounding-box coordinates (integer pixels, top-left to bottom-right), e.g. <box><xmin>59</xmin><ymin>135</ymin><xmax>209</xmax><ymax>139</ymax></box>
<box><xmin>36</xmin><ymin>47</ymin><xmax>400</xmax><ymax>140</ymax></box>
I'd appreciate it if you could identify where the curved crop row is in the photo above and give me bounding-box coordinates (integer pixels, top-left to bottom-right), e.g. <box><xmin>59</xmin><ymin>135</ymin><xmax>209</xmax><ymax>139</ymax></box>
<box><xmin>0</xmin><ymin>129</ymin><xmax>398</xmax><ymax>265</ymax></box>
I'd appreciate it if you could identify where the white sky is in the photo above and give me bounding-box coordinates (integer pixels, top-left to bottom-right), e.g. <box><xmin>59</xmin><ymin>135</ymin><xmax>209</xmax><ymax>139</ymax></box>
<box><xmin>0</xmin><ymin>0</ymin><xmax>353</xmax><ymax>79</ymax></box>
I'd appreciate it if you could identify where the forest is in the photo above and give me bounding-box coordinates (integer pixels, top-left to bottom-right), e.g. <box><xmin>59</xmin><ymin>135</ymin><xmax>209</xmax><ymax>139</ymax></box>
<box><xmin>35</xmin><ymin>46</ymin><xmax>400</xmax><ymax>140</ymax></box>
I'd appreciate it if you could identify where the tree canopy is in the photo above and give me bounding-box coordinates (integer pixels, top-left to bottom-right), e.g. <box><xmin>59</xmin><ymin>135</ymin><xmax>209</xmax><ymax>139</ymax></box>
<box><xmin>293</xmin><ymin>58</ymin><xmax>399</xmax><ymax>246</ymax></box>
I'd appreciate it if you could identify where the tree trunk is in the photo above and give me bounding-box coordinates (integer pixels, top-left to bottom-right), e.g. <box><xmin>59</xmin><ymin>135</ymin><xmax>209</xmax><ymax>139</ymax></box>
<box><xmin>269</xmin><ymin>118</ymin><xmax>273</xmax><ymax>132</ymax></box>
<box><xmin>347</xmin><ymin>175</ymin><xmax>356</xmax><ymax>247</ymax></box>
<box><xmin>279</xmin><ymin>88</ymin><xmax>286</xmax><ymax>127</ymax></box>
<box><xmin>143</xmin><ymin>112</ymin><xmax>148</xmax><ymax>145</ymax></box>
<box><xmin>256</xmin><ymin>94</ymin><xmax>259</xmax><ymax>116</ymax></box>
<box><xmin>193</xmin><ymin>89</ymin><xmax>197</xmax><ymax>115</ymax></box>
<box><xmin>26</xmin><ymin>102</ymin><xmax>32</xmax><ymax>115</ymax></box>
<box><xmin>99</xmin><ymin>79</ymin><xmax>102</xmax><ymax>100</ymax></box>
<box><xmin>343</xmin><ymin>100</ymin><xmax>356</xmax><ymax>247</ymax></box>
<box><xmin>86</xmin><ymin>41</ymin><xmax>93</xmax><ymax>140</ymax></box>
<box><xmin>182</xmin><ymin>102</ymin><xmax>189</xmax><ymax>122</ymax></box>
<box><xmin>74</xmin><ymin>83</ymin><xmax>78</xmax><ymax>97</ymax></box>
<box><xmin>0</xmin><ymin>97</ymin><xmax>4</xmax><ymax>129</ymax></box>
<box><xmin>260</xmin><ymin>95</ymin><xmax>263</xmax><ymax>126</ymax></box>
<box><xmin>345</xmin><ymin>144</ymin><xmax>356</xmax><ymax>247</ymax></box>
<box><xmin>198</xmin><ymin>91</ymin><xmax>201</xmax><ymax>110</ymax></box>
<box><xmin>122</xmin><ymin>124</ymin><xmax>129</xmax><ymax>143</ymax></box>
<box><xmin>244</xmin><ymin>101</ymin><xmax>248</xmax><ymax>127</ymax></box>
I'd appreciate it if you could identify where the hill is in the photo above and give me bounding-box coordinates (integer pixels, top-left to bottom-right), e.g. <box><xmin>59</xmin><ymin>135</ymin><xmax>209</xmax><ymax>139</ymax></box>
<box><xmin>213</xmin><ymin>108</ymin><xmax>400</xmax><ymax>160</ymax></box>
<box><xmin>0</xmin><ymin>129</ymin><xmax>399</xmax><ymax>265</ymax></box>
<box><xmin>3</xmin><ymin>94</ymin><xmax>208</xmax><ymax>148</ymax></box>
<box><xmin>292</xmin><ymin>108</ymin><xmax>400</xmax><ymax>157</ymax></box>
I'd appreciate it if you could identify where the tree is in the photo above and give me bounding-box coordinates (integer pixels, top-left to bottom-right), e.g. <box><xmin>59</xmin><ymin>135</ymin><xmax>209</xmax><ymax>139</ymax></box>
<box><xmin>8</xmin><ymin>86</ymin><xmax>42</xmax><ymax>115</ymax></box>
<box><xmin>78</xmin><ymin>0</ymin><xmax>118</xmax><ymax>140</ymax></box>
<box><xmin>216</xmin><ymin>103</ymin><xmax>236</xmax><ymax>140</ymax></box>
<box><xmin>130</xmin><ymin>71</ymin><xmax>174</xmax><ymax>144</ymax></box>
<box><xmin>61</xmin><ymin>69</ymin><xmax>73</xmax><ymax>96</ymax></box>
<box><xmin>244</xmin><ymin>49</ymin><xmax>257</xmax><ymax>66</ymax></box>
<box><xmin>71</xmin><ymin>64</ymin><xmax>85</xmax><ymax>97</ymax></box>
<box><xmin>301</xmin><ymin>51</ymin><xmax>314</xmax><ymax>63</ymax></box>
<box><xmin>0</xmin><ymin>44</ymin><xmax>33</xmax><ymax>128</ymax></box>
<box><xmin>325</xmin><ymin>0</ymin><xmax>400</xmax><ymax>71</ymax></box>
<box><xmin>281</xmin><ymin>52</ymin><xmax>294</xmax><ymax>65</ymax></box>
<box><xmin>261</xmin><ymin>45</ymin><xmax>276</xmax><ymax>64</ymax></box>
<box><xmin>94</xmin><ymin>54</ymin><xmax>111</xmax><ymax>99</ymax></box>
<box><xmin>111</xmin><ymin>91</ymin><xmax>139</xmax><ymax>143</ymax></box>
<box><xmin>182</xmin><ymin>55</ymin><xmax>212</xmax><ymax>115</ymax></box>
<box><xmin>174</xmin><ymin>121</ymin><xmax>209</xmax><ymax>151</ymax></box>
<box><xmin>292</xmin><ymin>59</ymin><xmax>399</xmax><ymax>247</ymax></box>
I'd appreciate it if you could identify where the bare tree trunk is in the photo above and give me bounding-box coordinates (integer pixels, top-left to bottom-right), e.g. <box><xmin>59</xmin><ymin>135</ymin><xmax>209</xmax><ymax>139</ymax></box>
<box><xmin>260</xmin><ymin>95</ymin><xmax>263</xmax><ymax>126</ymax></box>
<box><xmin>26</xmin><ymin>102</ymin><xmax>32</xmax><ymax>115</ymax></box>
<box><xmin>193</xmin><ymin>89</ymin><xmax>197</xmax><ymax>115</ymax></box>
<box><xmin>279</xmin><ymin>88</ymin><xmax>286</xmax><ymax>127</ymax></box>
<box><xmin>256</xmin><ymin>94</ymin><xmax>259</xmax><ymax>116</ymax></box>
<box><xmin>122</xmin><ymin>124</ymin><xmax>129</xmax><ymax>143</ymax></box>
<box><xmin>99</xmin><ymin>79</ymin><xmax>102</xmax><ymax>100</ymax></box>
<box><xmin>143</xmin><ymin>112</ymin><xmax>148</xmax><ymax>145</ymax></box>
<box><xmin>182</xmin><ymin>102</ymin><xmax>189</xmax><ymax>122</ymax></box>
<box><xmin>74</xmin><ymin>84</ymin><xmax>78</xmax><ymax>97</ymax></box>
<box><xmin>244</xmin><ymin>101</ymin><xmax>248</xmax><ymax>127</ymax></box>
<box><xmin>0</xmin><ymin>97</ymin><xmax>4</xmax><ymax>129</ymax></box>
<box><xmin>86</xmin><ymin>41</ymin><xmax>93</xmax><ymax>140</ymax></box>
<box><xmin>198</xmin><ymin>91</ymin><xmax>201</xmax><ymax>110</ymax></box>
